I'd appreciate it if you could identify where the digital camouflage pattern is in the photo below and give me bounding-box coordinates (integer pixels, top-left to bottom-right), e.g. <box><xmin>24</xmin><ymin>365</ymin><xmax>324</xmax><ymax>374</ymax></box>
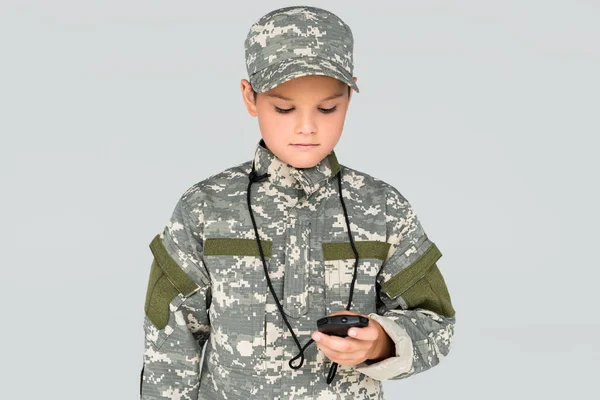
<box><xmin>245</xmin><ymin>5</ymin><xmax>360</xmax><ymax>93</ymax></box>
<box><xmin>140</xmin><ymin>139</ymin><xmax>456</xmax><ymax>399</ymax></box>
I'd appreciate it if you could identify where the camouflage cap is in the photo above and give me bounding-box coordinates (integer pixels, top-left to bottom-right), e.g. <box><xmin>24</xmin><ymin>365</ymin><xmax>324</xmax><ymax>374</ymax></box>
<box><xmin>245</xmin><ymin>5</ymin><xmax>360</xmax><ymax>93</ymax></box>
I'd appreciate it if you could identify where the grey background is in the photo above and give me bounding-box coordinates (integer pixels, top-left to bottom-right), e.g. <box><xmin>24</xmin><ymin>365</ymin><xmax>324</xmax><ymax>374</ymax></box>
<box><xmin>3</xmin><ymin>0</ymin><xmax>598</xmax><ymax>398</ymax></box>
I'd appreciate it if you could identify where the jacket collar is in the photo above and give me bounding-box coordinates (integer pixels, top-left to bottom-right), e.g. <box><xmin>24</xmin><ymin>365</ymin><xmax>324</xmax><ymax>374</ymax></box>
<box><xmin>252</xmin><ymin>138</ymin><xmax>340</xmax><ymax>198</ymax></box>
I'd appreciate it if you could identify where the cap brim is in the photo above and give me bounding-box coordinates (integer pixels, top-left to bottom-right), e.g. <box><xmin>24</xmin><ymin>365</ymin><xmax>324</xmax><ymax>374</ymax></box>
<box><xmin>250</xmin><ymin>56</ymin><xmax>359</xmax><ymax>93</ymax></box>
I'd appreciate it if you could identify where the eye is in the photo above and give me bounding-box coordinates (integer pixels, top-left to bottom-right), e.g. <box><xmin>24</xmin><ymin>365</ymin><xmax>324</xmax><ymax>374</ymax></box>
<box><xmin>274</xmin><ymin>106</ymin><xmax>337</xmax><ymax>114</ymax></box>
<box><xmin>275</xmin><ymin>106</ymin><xmax>293</xmax><ymax>114</ymax></box>
<box><xmin>319</xmin><ymin>106</ymin><xmax>337</xmax><ymax>114</ymax></box>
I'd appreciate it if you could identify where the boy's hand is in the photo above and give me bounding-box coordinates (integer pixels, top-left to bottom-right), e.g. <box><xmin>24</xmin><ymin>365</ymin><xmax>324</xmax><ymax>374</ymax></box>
<box><xmin>311</xmin><ymin>310</ymin><xmax>396</xmax><ymax>366</ymax></box>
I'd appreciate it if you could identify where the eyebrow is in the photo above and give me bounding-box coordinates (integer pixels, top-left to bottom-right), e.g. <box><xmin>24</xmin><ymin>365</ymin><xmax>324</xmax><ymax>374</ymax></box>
<box><xmin>266</xmin><ymin>92</ymin><xmax>345</xmax><ymax>102</ymax></box>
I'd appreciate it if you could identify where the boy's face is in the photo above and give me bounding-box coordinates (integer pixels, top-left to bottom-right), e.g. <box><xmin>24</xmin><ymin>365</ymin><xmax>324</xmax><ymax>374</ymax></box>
<box><xmin>241</xmin><ymin>75</ymin><xmax>357</xmax><ymax>169</ymax></box>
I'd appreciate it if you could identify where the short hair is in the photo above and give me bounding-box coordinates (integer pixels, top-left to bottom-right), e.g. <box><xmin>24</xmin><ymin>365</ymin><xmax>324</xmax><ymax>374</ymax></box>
<box><xmin>252</xmin><ymin>85</ymin><xmax>352</xmax><ymax>102</ymax></box>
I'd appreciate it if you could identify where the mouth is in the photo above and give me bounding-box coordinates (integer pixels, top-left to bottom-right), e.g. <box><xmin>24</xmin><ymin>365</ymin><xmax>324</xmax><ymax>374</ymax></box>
<box><xmin>290</xmin><ymin>143</ymin><xmax>319</xmax><ymax>150</ymax></box>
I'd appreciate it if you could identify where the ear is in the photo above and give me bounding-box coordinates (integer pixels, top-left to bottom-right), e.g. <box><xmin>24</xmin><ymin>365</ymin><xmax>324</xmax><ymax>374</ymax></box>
<box><xmin>240</xmin><ymin>79</ymin><xmax>258</xmax><ymax>117</ymax></box>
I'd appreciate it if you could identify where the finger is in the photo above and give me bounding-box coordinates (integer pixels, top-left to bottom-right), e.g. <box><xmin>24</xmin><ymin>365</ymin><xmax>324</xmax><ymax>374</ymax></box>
<box><xmin>347</xmin><ymin>325</ymin><xmax>379</xmax><ymax>342</ymax></box>
<box><xmin>315</xmin><ymin>336</ymin><xmax>373</xmax><ymax>366</ymax></box>
<box><xmin>313</xmin><ymin>331</ymin><xmax>356</xmax><ymax>353</ymax></box>
<box><xmin>318</xmin><ymin>346</ymin><xmax>370</xmax><ymax>366</ymax></box>
<box><xmin>313</xmin><ymin>331</ymin><xmax>371</xmax><ymax>354</ymax></box>
<box><xmin>317</xmin><ymin>339</ymin><xmax>368</xmax><ymax>355</ymax></box>
<box><xmin>320</xmin><ymin>346</ymin><xmax>368</xmax><ymax>360</ymax></box>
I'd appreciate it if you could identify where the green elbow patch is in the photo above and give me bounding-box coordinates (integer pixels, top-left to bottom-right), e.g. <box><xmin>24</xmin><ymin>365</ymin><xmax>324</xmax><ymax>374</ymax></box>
<box><xmin>322</xmin><ymin>241</ymin><xmax>391</xmax><ymax>261</ymax></box>
<box><xmin>144</xmin><ymin>234</ymin><xmax>198</xmax><ymax>329</ymax></box>
<box><xmin>400</xmin><ymin>263</ymin><xmax>456</xmax><ymax>317</ymax></box>
<box><xmin>204</xmin><ymin>237</ymin><xmax>272</xmax><ymax>257</ymax></box>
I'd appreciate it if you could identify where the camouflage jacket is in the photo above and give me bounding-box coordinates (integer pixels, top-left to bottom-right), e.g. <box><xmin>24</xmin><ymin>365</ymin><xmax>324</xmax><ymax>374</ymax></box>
<box><xmin>140</xmin><ymin>139</ymin><xmax>456</xmax><ymax>399</ymax></box>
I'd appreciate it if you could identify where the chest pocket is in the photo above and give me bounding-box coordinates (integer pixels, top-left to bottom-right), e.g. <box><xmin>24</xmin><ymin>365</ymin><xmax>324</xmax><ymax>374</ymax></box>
<box><xmin>322</xmin><ymin>240</ymin><xmax>390</xmax><ymax>315</ymax></box>
<box><xmin>203</xmin><ymin>237</ymin><xmax>271</xmax><ymax>371</ymax></box>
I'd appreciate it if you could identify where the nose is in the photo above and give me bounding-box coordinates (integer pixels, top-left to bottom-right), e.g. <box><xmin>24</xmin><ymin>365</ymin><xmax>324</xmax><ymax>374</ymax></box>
<box><xmin>294</xmin><ymin>110</ymin><xmax>317</xmax><ymax>135</ymax></box>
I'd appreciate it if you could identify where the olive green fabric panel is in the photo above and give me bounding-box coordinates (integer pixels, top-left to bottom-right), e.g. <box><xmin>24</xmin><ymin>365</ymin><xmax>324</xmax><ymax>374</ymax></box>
<box><xmin>149</xmin><ymin>234</ymin><xmax>198</xmax><ymax>295</ymax></box>
<box><xmin>426</xmin><ymin>264</ymin><xmax>455</xmax><ymax>317</ymax></box>
<box><xmin>327</xmin><ymin>151</ymin><xmax>340</xmax><ymax>176</ymax></box>
<box><xmin>144</xmin><ymin>258</ymin><xmax>162</xmax><ymax>317</ymax></box>
<box><xmin>322</xmin><ymin>241</ymin><xmax>391</xmax><ymax>261</ymax></box>
<box><xmin>401</xmin><ymin>263</ymin><xmax>456</xmax><ymax>317</ymax></box>
<box><xmin>144</xmin><ymin>234</ymin><xmax>199</xmax><ymax>329</ymax></box>
<box><xmin>204</xmin><ymin>237</ymin><xmax>272</xmax><ymax>257</ymax></box>
<box><xmin>144</xmin><ymin>259</ymin><xmax>180</xmax><ymax>329</ymax></box>
<box><xmin>381</xmin><ymin>243</ymin><xmax>442</xmax><ymax>298</ymax></box>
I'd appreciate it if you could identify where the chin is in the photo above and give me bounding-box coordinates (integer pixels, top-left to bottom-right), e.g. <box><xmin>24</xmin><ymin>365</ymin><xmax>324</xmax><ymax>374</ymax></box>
<box><xmin>285</xmin><ymin>156</ymin><xmax>321</xmax><ymax>169</ymax></box>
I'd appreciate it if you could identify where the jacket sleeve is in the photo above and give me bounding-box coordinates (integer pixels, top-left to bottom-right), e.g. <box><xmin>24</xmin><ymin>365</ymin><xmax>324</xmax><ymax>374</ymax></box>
<box><xmin>140</xmin><ymin>196</ymin><xmax>211</xmax><ymax>400</ymax></box>
<box><xmin>355</xmin><ymin>185</ymin><xmax>456</xmax><ymax>381</ymax></box>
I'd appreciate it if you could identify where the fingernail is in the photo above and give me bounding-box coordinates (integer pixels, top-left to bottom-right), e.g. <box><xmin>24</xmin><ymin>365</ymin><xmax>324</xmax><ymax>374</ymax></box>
<box><xmin>349</xmin><ymin>329</ymin><xmax>356</xmax><ymax>337</ymax></box>
<box><xmin>313</xmin><ymin>332</ymin><xmax>321</xmax><ymax>341</ymax></box>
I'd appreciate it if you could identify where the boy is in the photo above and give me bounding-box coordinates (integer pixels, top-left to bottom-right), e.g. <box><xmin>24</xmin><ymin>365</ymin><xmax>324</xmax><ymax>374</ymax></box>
<box><xmin>140</xmin><ymin>5</ymin><xmax>455</xmax><ymax>400</ymax></box>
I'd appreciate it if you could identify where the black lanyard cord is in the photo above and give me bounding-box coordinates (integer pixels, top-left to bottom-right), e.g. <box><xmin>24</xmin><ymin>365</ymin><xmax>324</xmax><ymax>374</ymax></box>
<box><xmin>247</xmin><ymin>168</ymin><xmax>310</xmax><ymax>369</ymax></box>
<box><xmin>247</xmin><ymin>161</ymin><xmax>359</xmax><ymax>384</ymax></box>
<box><xmin>327</xmin><ymin>168</ymin><xmax>360</xmax><ymax>384</ymax></box>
